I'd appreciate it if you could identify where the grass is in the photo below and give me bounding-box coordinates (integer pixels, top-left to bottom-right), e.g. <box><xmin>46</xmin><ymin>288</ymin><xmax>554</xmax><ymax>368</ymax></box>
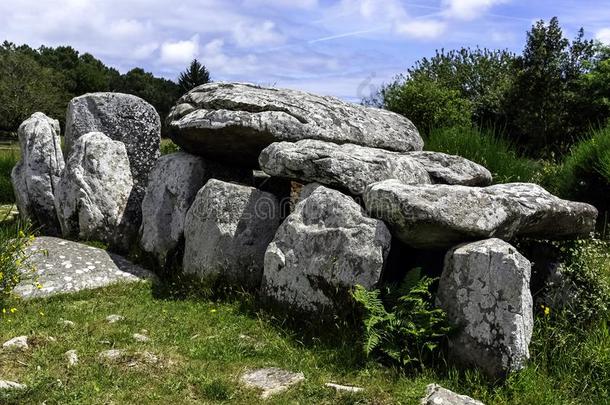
<box><xmin>0</xmin><ymin>281</ymin><xmax>609</xmax><ymax>404</ymax></box>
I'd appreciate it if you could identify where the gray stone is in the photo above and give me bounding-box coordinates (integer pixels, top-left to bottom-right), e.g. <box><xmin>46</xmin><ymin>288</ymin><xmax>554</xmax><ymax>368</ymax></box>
<box><xmin>2</xmin><ymin>336</ymin><xmax>28</xmax><ymax>350</ymax></box>
<box><xmin>55</xmin><ymin>132</ymin><xmax>134</xmax><ymax>249</ymax></box>
<box><xmin>167</xmin><ymin>82</ymin><xmax>423</xmax><ymax>166</ymax></box>
<box><xmin>421</xmin><ymin>384</ymin><xmax>484</xmax><ymax>405</ymax></box>
<box><xmin>407</xmin><ymin>151</ymin><xmax>492</xmax><ymax>186</ymax></box>
<box><xmin>364</xmin><ymin>180</ymin><xmax>598</xmax><ymax>249</ymax></box>
<box><xmin>437</xmin><ymin>239</ymin><xmax>533</xmax><ymax>378</ymax></box>
<box><xmin>106</xmin><ymin>314</ymin><xmax>125</xmax><ymax>324</ymax></box>
<box><xmin>140</xmin><ymin>152</ymin><xmax>251</xmax><ymax>268</ymax></box>
<box><xmin>133</xmin><ymin>333</ymin><xmax>150</xmax><ymax>343</ymax></box>
<box><xmin>262</xmin><ymin>184</ymin><xmax>392</xmax><ymax>312</ymax></box>
<box><xmin>11</xmin><ymin>112</ymin><xmax>64</xmax><ymax>235</ymax></box>
<box><xmin>0</xmin><ymin>380</ymin><xmax>26</xmax><ymax>390</ymax></box>
<box><xmin>98</xmin><ymin>349</ymin><xmax>126</xmax><ymax>363</ymax></box>
<box><xmin>65</xmin><ymin>350</ymin><xmax>79</xmax><ymax>367</ymax></box>
<box><xmin>65</xmin><ymin>92</ymin><xmax>161</xmax><ymax>245</ymax></box>
<box><xmin>240</xmin><ymin>367</ymin><xmax>305</xmax><ymax>399</ymax></box>
<box><xmin>259</xmin><ymin>140</ymin><xmax>431</xmax><ymax>195</ymax></box>
<box><xmin>325</xmin><ymin>383</ymin><xmax>364</xmax><ymax>393</ymax></box>
<box><xmin>183</xmin><ymin>179</ymin><xmax>281</xmax><ymax>288</ymax></box>
<box><xmin>14</xmin><ymin>237</ymin><xmax>155</xmax><ymax>299</ymax></box>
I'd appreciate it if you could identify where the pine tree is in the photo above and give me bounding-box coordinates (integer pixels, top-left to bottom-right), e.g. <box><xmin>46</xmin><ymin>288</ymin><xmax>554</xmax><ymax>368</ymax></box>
<box><xmin>178</xmin><ymin>59</ymin><xmax>211</xmax><ymax>93</ymax></box>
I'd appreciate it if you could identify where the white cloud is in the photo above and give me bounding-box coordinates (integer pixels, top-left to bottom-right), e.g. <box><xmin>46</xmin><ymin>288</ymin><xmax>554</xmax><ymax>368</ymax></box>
<box><xmin>442</xmin><ymin>0</ymin><xmax>508</xmax><ymax>20</ymax></box>
<box><xmin>233</xmin><ymin>20</ymin><xmax>285</xmax><ymax>47</ymax></box>
<box><xmin>596</xmin><ymin>28</ymin><xmax>610</xmax><ymax>44</ymax></box>
<box><xmin>396</xmin><ymin>20</ymin><xmax>447</xmax><ymax>39</ymax></box>
<box><xmin>243</xmin><ymin>0</ymin><xmax>318</xmax><ymax>8</ymax></box>
<box><xmin>160</xmin><ymin>35</ymin><xmax>199</xmax><ymax>66</ymax></box>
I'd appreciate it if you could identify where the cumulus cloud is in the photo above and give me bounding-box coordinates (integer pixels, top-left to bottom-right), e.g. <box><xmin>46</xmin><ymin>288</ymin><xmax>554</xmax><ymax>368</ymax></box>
<box><xmin>160</xmin><ymin>35</ymin><xmax>200</xmax><ymax>66</ymax></box>
<box><xmin>596</xmin><ymin>28</ymin><xmax>610</xmax><ymax>44</ymax></box>
<box><xmin>442</xmin><ymin>0</ymin><xmax>508</xmax><ymax>20</ymax></box>
<box><xmin>396</xmin><ymin>20</ymin><xmax>447</xmax><ymax>39</ymax></box>
<box><xmin>233</xmin><ymin>20</ymin><xmax>285</xmax><ymax>47</ymax></box>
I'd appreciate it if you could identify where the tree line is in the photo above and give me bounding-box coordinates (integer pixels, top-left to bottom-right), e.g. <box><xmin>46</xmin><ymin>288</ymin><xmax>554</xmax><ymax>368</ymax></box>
<box><xmin>371</xmin><ymin>17</ymin><xmax>610</xmax><ymax>158</ymax></box>
<box><xmin>0</xmin><ymin>42</ymin><xmax>211</xmax><ymax>135</ymax></box>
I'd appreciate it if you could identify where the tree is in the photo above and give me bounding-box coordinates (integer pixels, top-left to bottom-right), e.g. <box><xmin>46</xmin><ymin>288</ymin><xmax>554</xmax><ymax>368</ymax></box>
<box><xmin>178</xmin><ymin>59</ymin><xmax>210</xmax><ymax>93</ymax></box>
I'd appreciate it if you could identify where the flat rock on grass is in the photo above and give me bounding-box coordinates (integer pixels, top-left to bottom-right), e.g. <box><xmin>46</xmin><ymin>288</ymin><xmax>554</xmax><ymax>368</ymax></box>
<box><xmin>2</xmin><ymin>336</ymin><xmax>28</xmax><ymax>350</ymax></box>
<box><xmin>421</xmin><ymin>384</ymin><xmax>485</xmax><ymax>405</ymax></box>
<box><xmin>0</xmin><ymin>380</ymin><xmax>26</xmax><ymax>390</ymax></box>
<box><xmin>14</xmin><ymin>237</ymin><xmax>155</xmax><ymax>299</ymax></box>
<box><xmin>240</xmin><ymin>367</ymin><xmax>305</xmax><ymax>399</ymax></box>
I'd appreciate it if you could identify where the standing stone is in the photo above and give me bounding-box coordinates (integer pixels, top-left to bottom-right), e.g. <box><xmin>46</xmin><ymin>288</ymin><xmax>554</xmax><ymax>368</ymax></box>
<box><xmin>55</xmin><ymin>132</ymin><xmax>134</xmax><ymax>249</ymax></box>
<box><xmin>140</xmin><ymin>152</ymin><xmax>251</xmax><ymax>269</ymax></box>
<box><xmin>11</xmin><ymin>112</ymin><xmax>64</xmax><ymax>235</ymax></box>
<box><xmin>183</xmin><ymin>179</ymin><xmax>281</xmax><ymax>288</ymax></box>
<box><xmin>65</xmin><ymin>92</ymin><xmax>161</xmax><ymax>242</ymax></box>
<box><xmin>262</xmin><ymin>184</ymin><xmax>392</xmax><ymax>312</ymax></box>
<box><xmin>437</xmin><ymin>239</ymin><xmax>533</xmax><ymax>378</ymax></box>
<box><xmin>167</xmin><ymin>82</ymin><xmax>423</xmax><ymax>166</ymax></box>
<box><xmin>259</xmin><ymin>140</ymin><xmax>431</xmax><ymax>195</ymax></box>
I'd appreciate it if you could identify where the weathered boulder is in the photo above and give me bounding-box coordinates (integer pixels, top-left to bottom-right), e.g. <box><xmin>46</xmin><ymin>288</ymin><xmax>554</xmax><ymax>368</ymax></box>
<box><xmin>259</xmin><ymin>140</ymin><xmax>431</xmax><ymax>195</ymax></box>
<box><xmin>140</xmin><ymin>152</ymin><xmax>251</xmax><ymax>268</ymax></box>
<box><xmin>65</xmin><ymin>92</ymin><xmax>161</xmax><ymax>236</ymax></box>
<box><xmin>364</xmin><ymin>180</ymin><xmax>598</xmax><ymax>249</ymax></box>
<box><xmin>183</xmin><ymin>179</ymin><xmax>280</xmax><ymax>288</ymax></box>
<box><xmin>262</xmin><ymin>184</ymin><xmax>392</xmax><ymax>312</ymax></box>
<box><xmin>421</xmin><ymin>384</ymin><xmax>485</xmax><ymax>405</ymax></box>
<box><xmin>11</xmin><ymin>112</ymin><xmax>64</xmax><ymax>235</ymax></box>
<box><xmin>167</xmin><ymin>82</ymin><xmax>423</xmax><ymax>166</ymax></box>
<box><xmin>437</xmin><ymin>239</ymin><xmax>533</xmax><ymax>378</ymax></box>
<box><xmin>55</xmin><ymin>132</ymin><xmax>134</xmax><ymax>249</ymax></box>
<box><xmin>407</xmin><ymin>151</ymin><xmax>492</xmax><ymax>186</ymax></box>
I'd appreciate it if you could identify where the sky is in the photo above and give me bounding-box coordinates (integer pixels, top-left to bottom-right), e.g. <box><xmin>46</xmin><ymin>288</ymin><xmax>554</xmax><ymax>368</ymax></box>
<box><xmin>1</xmin><ymin>0</ymin><xmax>610</xmax><ymax>102</ymax></box>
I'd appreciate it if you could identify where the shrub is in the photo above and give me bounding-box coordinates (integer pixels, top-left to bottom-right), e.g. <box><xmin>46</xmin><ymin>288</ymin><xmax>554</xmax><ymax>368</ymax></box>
<box><xmin>160</xmin><ymin>138</ymin><xmax>180</xmax><ymax>155</ymax></box>
<box><xmin>425</xmin><ymin>126</ymin><xmax>542</xmax><ymax>184</ymax></box>
<box><xmin>352</xmin><ymin>268</ymin><xmax>451</xmax><ymax>369</ymax></box>
<box><xmin>0</xmin><ymin>147</ymin><xmax>18</xmax><ymax>204</ymax></box>
<box><xmin>0</xmin><ymin>219</ymin><xmax>35</xmax><ymax>312</ymax></box>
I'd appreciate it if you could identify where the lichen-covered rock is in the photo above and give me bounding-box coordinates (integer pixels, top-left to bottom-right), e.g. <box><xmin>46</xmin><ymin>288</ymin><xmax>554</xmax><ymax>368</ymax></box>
<box><xmin>240</xmin><ymin>368</ymin><xmax>305</xmax><ymax>399</ymax></box>
<box><xmin>167</xmin><ymin>82</ymin><xmax>423</xmax><ymax>166</ymax></box>
<box><xmin>11</xmin><ymin>112</ymin><xmax>64</xmax><ymax>235</ymax></box>
<box><xmin>259</xmin><ymin>140</ymin><xmax>431</xmax><ymax>195</ymax></box>
<box><xmin>421</xmin><ymin>384</ymin><xmax>485</xmax><ymax>405</ymax></box>
<box><xmin>262</xmin><ymin>184</ymin><xmax>392</xmax><ymax>312</ymax></box>
<box><xmin>140</xmin><ymin>152</ymin><xmax>251</xmax><ymax>268</ymax></box>
<box><xmin>65</xmin><ymin>92</ymin><xmax>161</xmax><ymax>237</ymax></box>
<box><xmin>437</xmin><ymin>239</ymin><xmax>533</xmax><ymax>378</ymax></box>
<box><xmin>55</xmin><ymin>132</ymin><xmax>134</xmax><ymax>249</ymax></box>
<box><xmin>364</xmin><ymin>180</ymin><xmax>598</xmax><ymax>249</ymax></box>
<box><xmin>407</xmin><ymin>151</ymin><xmax>492</xmax><ymax>186</ymax></box>
<box><xmin>183</xmin><ymin>179</ymin><xmax>280</xmax><ymax>288</ymax></box>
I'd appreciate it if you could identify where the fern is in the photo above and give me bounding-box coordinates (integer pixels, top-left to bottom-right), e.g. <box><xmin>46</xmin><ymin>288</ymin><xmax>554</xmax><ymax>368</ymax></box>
<box><xmin>352</xmin><ymin>268</ymin><xmax>452</xmax><ymax>369</ymax></box>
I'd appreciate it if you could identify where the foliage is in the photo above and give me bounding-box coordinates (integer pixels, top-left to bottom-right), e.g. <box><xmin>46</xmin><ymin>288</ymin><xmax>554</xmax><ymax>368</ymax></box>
<box><xmin>424</xmin><ymin>126</ymin><xmax>542</xmax><ymax>183</ymax></box>
<box><xmin>160</xmin><ymin>138</ymin><xmax>180</xmax><ymax>155</ymax></box>
<box><xmin>178</xmin><ymin>59</ymin><xmax>211</xmax><ymax>93</ymax></box>
<box><xmin>0</xmin><ymin>147</ymin><xmax>19</xmax><ymax>203</ymax></box>
<box><xmin>0</xmin><ymin>220</ymin><xmax>35</xmax><ymax>312</ymax></box>
<box><xmin>352</xmin><ymin>268</ymin><xmax>451</xmax><ymax>369</ymax></box>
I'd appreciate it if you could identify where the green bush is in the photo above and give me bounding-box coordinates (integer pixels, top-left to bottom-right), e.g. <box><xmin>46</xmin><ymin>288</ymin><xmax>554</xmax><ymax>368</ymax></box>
<box><xmin>0</xmin><ymin>220</ymin><xmax>35</xmax><ymax>312</ymax></box>
<box><xmin>352</xmin><ymin>268</ymin><xmax>451</xmax><ymax>369</ymax></box>
<box><xmin>0</xmin><ymin>148</ymin><xmax>18</xmax><ymax>204</ymax></box>
<box><xmin>160</xmin><ymin>138</ymin><xmax>180</xmax><ymax>155</ymax></box>
<box><xmin>425</xmin><ymin>126</ymin><xmax>542</xmax><ymax>184</ymax></box>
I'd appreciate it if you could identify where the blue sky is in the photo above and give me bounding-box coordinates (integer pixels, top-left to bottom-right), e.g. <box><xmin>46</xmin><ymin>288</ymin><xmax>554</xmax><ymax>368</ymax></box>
<box><xmin>2</xmin><ymin>0</ymin><xmax>609</xmax><ymax>101</ymax></box>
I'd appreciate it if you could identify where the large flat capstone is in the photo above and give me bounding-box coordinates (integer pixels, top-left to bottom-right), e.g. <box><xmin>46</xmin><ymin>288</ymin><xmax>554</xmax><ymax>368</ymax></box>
<box><xmin>167</xmin><ymin>82</ymin><xmax>423</xmax><ymax>166</ymax></box>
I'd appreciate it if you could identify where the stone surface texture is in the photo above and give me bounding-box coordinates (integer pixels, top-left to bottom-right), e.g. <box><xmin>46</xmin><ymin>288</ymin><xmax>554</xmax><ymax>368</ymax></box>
<box><xmin>259</xmin><ymin>140</ymin><xmax>431</xmax><ymax>195</ymax></box>
<box><xmin>240</xmin><ymin>367</ymin><xmax>305</xmax><ymax>399</ymax></box>
<box><xmin>14</xmin><ymin>237</ymin><xmax>155</xmax><ymax>299</ymax></box>
<box><xmin>140</xmin><ymin>151</ymin><xmax>251</xmax><ymax>268</ymax></box>
<box><xmin>2</xmin><ymin>336</ymin><xmax>28</xmax><ymax>350</ymax></box>
<box><xmin>55</xmin><ymin>132</ymin><xmax>134</xmax><ymax>249</ymax></box>
<box><xmin>262</xmin><ymin>184</ymin><xmax>392</xmax><ymax>312</ymax></box>
<box><xmin>183</xmin><ymin>179</ymin><xmax>281</xmax><ymax>288</ymax></box>
<box><xmin>407</xmin><ymin>151</ymin><xmax>492</xmax><ymax>186</ymax></box>
<box><xmin>364</xmin><ymin>180</ymin><xmax>598</xmax><ymax>248</ymax></box>
<box><xmin>421</xmin><ymin>384</ymin><xmax>485</xmax><ymax>405</ymax></box>
<box><xmin>437</xmin><ymin>239</ymin><xmax>533</xmax><ymax>378</ymax></box>
<box><xmin>11</xmin><ymin>112</ymin><xmax>65</xmax><ymax>235</ymax></box>
<box><xmin>167</xmin><ymin>82</ymin><xmax>423</xmax><ymax>166</ymax></box>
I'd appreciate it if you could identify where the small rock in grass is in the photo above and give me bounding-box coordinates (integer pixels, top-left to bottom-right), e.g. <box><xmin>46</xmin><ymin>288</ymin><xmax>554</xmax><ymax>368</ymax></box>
<box><xmin>241</xmin><ymin>367</ymin><xmax>305</xmax><ymax>399</ymax></box>
<box><xmin>98</xmin><ymin>349</ymin><xmax>126</xmax><ymax>363</ymax></box>
<box><xmin>133</xmin><ymin>333</ymin><xmax>150</xmax><ymax>343</ymax></box>
<box><xmin>2</xmin><ymin>336</ymin><xmax>28</xmax><ymax>350</ymax></box>
<box><xmin>65</xmin><ymin>350</ymin><xmax>78</xmax><ymax>366</ymax></box>
<box><xmin>59</xmin><ymin>319</ymin><xmax>75</xmax><ymax>327</ymax></box>
<box><xmin>138</xmin><ymin>351</ymin><xmax>158</xmax><ymax>365</ymax></box>
<box><xmin>106</xmin><ymin>314</ymin><xmax>125</xmax><ymax>324</ymax></box>
<box><xmin>421</xmin><ymin>384</ymin><xmax>485</xmax><ymax>405</ymax></box>
<box><xmin>0</xmin><ymin>380</ymin><xmax>26</xmax><ymax>390</ymax></box>
<box><xmin>46</xmin><ymin>336</ymin><xmax>57</xmax><ymax>343</ymax></box>
<box><xmin>325</xmin><ymin>383</ymin><xmax>363</xmax><ymax>393</ymax></box>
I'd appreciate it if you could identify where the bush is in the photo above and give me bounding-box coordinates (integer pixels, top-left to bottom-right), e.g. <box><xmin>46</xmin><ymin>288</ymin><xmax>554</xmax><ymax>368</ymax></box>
<box><xmin>352</xmin><ymin>268</ymin><xmax>451</xmax><ymax>369</ymax></box>
<box><xmin>0</xmin><ymin>147</ymin><xmax>18</xmax><ymax>203</ymax></box>
<box><xmin>425</xmin><ymin>126</ymin><xmax>542</xmax><ymax>184</ymax></box>
<box><xmin>0</xmin><ymin>220</ymin><xmax>35</xmax><ymax>312</ymax></box>
<box><xmin>160</xmin><ymin>138</ymin><xmax>180</xmax><ymax>155</ymax></box>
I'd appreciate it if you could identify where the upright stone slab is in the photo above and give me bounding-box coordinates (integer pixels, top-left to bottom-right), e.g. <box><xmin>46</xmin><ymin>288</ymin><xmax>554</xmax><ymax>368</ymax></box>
<box><xmin>11</xmin><ymin>112</ymin><xmax>64</xmax><ymax>235</ymax></box>
<box><xmin>167</xmin><ymin>82</ymin><xmax>423</xmax><ymax>166</ymax></box>
<box><xmin>437</xmin><ymin>238</ymin><xmax>533</xmax><ymax>378</ymax></box>
<box><xmin>140</xmin><ymin>152</ymin><xmax>251</xmax><ymax>269</ymax></box>
<box><xmin>55</xmin><ymin>132</ymin><xmax>134</xmax><ymax>249</ymax></box>
<box><xmin>262</xmin><ymin>184</ymin><xmax>392</xmax><ymax>312</ymax></box>
<box><xmin>183</xmin><ymin>179</ymin><xmax>280</xmax><ymax>288</ymax></box>
<box><xmin>65</xmin><ymin>92</ymin><xmax>161</xmax><ymax>238</ymax></box>
<box><xmin>364</xmin><ymin>180</ymin><xmax>598</xmax><ymax>248</ymax></box>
